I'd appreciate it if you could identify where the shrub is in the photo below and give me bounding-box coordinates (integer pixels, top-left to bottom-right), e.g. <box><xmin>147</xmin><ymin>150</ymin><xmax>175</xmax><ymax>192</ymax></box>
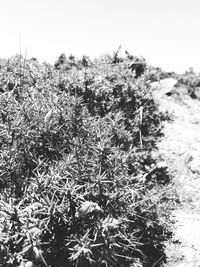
<box><xmin>0</xmin><ymin>54</ymin><xmax>173</xmax><ymax>267</ymax></box>
<box><xmin>175</xmin><ymin>69</ymin><xmax>200</xmax><ymax>99</ymax></box>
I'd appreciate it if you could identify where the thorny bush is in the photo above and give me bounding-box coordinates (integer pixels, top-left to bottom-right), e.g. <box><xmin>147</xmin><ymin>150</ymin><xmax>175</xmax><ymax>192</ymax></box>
<box><xmin>0</xmin><ymin>54</ymin><xmax>173</xmax><ymax>267</ymax></box>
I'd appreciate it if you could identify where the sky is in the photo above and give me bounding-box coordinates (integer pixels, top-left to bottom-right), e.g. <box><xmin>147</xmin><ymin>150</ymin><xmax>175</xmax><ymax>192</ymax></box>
<box><xmin>0</xmin><ymin>0</ymin><xmax>199</xmax><ymax>73</ymax></box>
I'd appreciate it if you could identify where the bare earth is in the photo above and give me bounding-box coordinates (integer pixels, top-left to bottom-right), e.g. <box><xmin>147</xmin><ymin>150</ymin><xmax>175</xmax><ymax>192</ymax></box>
<box><xmin>152</xmin><ymin>79</ymin><xmax>200</xmax><ymax>267</ymax></box>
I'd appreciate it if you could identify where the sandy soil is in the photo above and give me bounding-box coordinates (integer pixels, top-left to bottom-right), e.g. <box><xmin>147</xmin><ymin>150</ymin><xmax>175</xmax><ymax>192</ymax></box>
<box><xmin>152</xmin><ymin>79</ymin><xmax>200</xmax><ymax>267</ymax></box>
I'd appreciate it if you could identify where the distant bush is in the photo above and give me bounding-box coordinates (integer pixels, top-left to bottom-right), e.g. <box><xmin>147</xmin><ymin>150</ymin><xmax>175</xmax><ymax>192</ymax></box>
<box><xmin>0</xmin><ymin>54</ymin><xmax>173</xmax><ymax>267</ymax></box>
<box><xmin>147</xmin><ymin>66</ymin><xmax>175</xmax><ymax>82</ymax></box>
<box><xmin>54</xmin><ymin>53</ymin><xmax>91</xmax><ymax>71</ymax></box>
<box><xmin>175</xmin><ymin>69</ymin><xmax>200</xmax><ymax>99</ymax></box>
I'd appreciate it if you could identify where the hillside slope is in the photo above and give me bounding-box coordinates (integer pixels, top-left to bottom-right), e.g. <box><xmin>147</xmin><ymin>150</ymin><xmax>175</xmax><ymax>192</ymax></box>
<box><xmin>153</xmin><ymin>78</ymin><xmax>200</xmax><ymax>266</ymax></box>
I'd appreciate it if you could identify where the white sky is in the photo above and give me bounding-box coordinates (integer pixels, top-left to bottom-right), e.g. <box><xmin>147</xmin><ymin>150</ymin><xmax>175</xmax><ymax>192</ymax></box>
<box><xmin>0</xmin><ymin>0</ymin><xmax>199</xmax><ymax>73</ymax></box>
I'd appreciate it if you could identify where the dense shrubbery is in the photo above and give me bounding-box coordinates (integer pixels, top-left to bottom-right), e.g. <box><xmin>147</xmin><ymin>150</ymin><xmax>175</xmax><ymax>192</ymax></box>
<box><xmin>0</xmin><ymin>54</ymin><xmax>173</xmax><ymax>267</ymax></box>
<box><xmin>174</xmin><ymin>68</ymin><xmax>200</xmax><ymax>99</ymax></box>
<box><xmin>147</xmin><ymin>66</ymin><xmax>175</xmax><ymax>83</ymax></box>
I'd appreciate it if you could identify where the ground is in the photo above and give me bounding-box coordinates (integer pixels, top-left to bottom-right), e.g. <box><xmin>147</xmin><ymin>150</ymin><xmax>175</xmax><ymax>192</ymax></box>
<box><xmin>152</xmin><ymin>78</ymin><xmax>200</xmax><ymax>266</ymax></box>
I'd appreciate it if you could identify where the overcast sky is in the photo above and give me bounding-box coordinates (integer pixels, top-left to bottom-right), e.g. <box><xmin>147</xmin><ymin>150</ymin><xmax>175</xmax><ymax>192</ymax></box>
<box><xmin>0</xmin><ymin>0</ymin><xmax>199</xmax><ymax>73</ymax></box>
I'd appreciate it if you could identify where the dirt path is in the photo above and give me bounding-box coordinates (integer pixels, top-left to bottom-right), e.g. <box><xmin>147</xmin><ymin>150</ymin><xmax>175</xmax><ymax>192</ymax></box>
<box><xmin>152</xmin><ymin>79</ymin><xmax>200</xmax><ymax>266</ymax></box>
